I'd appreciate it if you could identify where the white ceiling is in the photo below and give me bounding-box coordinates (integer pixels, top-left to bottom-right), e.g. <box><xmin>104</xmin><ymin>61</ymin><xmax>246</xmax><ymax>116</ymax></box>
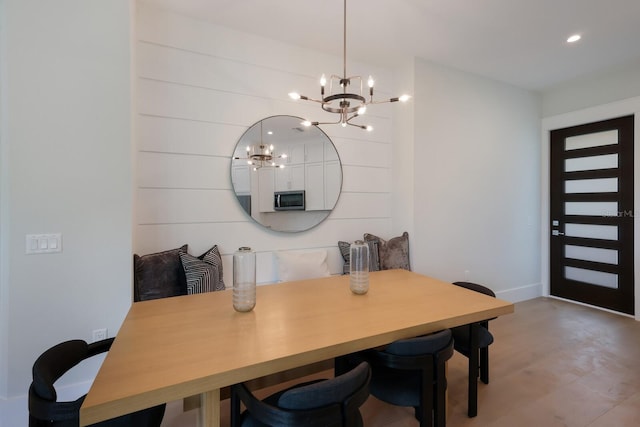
<box><xmin>141</xmin><ymin>0</ymin><xmax>640</xmax><ymax>91</ymax></box>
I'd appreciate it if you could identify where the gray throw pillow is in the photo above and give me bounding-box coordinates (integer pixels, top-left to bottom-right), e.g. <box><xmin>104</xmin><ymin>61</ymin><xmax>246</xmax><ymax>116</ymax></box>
<box><xmin>133</xmin><ymin>244</ymin><xmax>188</xmax><ymax>301</ymax></box>
<box><xmin>364</xmin><ymin>232</ymin><xmax>410</xmax><ymax>271</ymax></box>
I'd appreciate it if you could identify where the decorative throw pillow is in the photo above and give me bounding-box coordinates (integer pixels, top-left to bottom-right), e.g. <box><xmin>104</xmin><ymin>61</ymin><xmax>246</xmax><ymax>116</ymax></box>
<box><xmin>198</xmin><ymin>245</ymin><xmax>225</xmax><ymax>290</ymax></box>
<box><xmin>364</xmin><ymin>232</ymin><xmax>411</xmax><ymax>271</ymax></box>
<box><xmin>277</xmin><ymin>250</ymin><xmax>331</xmax><ymax>282</ymax></box>
<box><xmin>133</xmin><ymin>244</ymin><xmax>188</xmax><ymax>301</ymax></box>
<box><xmin>338</xmin><ymin>240</ymin><xmax>380</xmax><ymax>273</ymax></box>
<box><xmin>179</xmin><ymin>252</ymin><xmax>224</xmax><ymax>294</ymax></box>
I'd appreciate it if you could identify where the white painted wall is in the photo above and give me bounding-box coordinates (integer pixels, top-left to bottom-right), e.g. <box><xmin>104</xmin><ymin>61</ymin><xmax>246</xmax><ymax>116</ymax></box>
<box><xmin>411</xmin><ymin>59</ymin><xmax>542</xmax><ymax>301</ymax></box>
<box><xmin>0</xmin><ymin>0</ymin><xmax>9</xmax><ymax>405</ymax></box>
<box><xmin>0</xmin><ymin>1</ymin><xmax>134</xmax><ymax>425</ymax></box>
<box><xmin>134</xmin><ymin>4</ymin><xmax>395</xmax><ymax>284</ymax></box>
<box><xmin>542</xmin><ymin>58</ymin><xmax>640</xmax><ymax>118</ymax></box>
<box><xmin>391</xmin><ymin>57</ymin><xmax>416</xmax><ymax>242</ymax></box>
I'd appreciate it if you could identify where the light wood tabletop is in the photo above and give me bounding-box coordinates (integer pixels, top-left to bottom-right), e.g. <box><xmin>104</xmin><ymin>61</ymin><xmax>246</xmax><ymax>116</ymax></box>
<box><xmin>80</xmin><ymin>269</ymin><xmax>514</xmax><ymax>427</ymax></box>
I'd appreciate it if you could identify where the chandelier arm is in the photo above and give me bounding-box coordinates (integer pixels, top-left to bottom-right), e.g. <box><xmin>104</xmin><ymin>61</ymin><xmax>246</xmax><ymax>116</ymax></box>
<box><xmin>345</xmin><ymin>112</ymin><xmax>360</xmax><ymax>123</ymax></box>
<box><xmin>297</xmin><ymin>96</ymin><xmax>325</xmax><ymax>104</ymax></box>
<box><xmin>367</xmin><ymin>98</ymin><xmax>400</xmax><ymax>105</ymax></box>
<box><xmin>311</xmin><ymin>117</ymin><xmax>345</xmax><ymax>126</ymax></box>
<box><xmin>347</xmin><ymin>122</ymin><xmax>368</xmax><ymax>130</ymax></box>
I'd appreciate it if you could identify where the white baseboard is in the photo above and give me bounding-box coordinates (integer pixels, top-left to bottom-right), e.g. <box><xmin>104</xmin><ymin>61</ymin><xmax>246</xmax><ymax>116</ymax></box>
<box><xmin>495</xmin><ymin>282</ymin><xmax>542</xmax><ymax>303</ymax></box>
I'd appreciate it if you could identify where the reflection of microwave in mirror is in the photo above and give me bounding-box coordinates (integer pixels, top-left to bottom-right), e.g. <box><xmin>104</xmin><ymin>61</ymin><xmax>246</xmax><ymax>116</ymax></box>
<box><xmin>230</xmin><ymin>115</ymin><xmax>343</xmax><ymax>233</ymax></box>
<box><xmin>274</xmin><ymin>191</ymin><xmax>305</xmax><ymax>211</ymax></box>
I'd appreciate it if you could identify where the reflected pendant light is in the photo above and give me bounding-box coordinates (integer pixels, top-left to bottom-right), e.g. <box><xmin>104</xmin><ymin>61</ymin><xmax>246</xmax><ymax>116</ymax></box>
<box><xmin>288</xmin><ymin>0</ymin><xmax>410</xmax><ymax>132</ymax></box>
<box><xmin>233</xmin><ymin>121</ymin><xmax>287</xmax><ymax>171</ymax></box>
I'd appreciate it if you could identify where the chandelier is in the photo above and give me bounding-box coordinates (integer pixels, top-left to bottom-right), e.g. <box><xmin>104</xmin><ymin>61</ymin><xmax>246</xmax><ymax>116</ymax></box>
<box><xmin>233</xmin><ymin>122</ymin><xmax>287</xmax><ymax>171</ymax></box>
<box><xmin>288</xmin><ymin>0</ymin><xmax>410</xmax><ymax>131</ymax></box>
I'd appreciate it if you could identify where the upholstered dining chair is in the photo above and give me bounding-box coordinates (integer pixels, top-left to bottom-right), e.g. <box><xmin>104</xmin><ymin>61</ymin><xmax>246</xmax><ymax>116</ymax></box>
<box><xmin>231</xmin><ymin>361</ymin><xmax>371</xmax><ymax>427</ymax></box>
<box><xmin>29</xmin><ymin>338</ymin><xmax>165</xmax><ymax>427</ymax></box>
<box><xmin>450</xmin><ymin>281</ymin><xmax>496</xmax><ymax>418</ymax></box>
<box><xmin>342</xmin><ymin>329</ymin><xmax>454</xmax><ymax>427</ymax></box>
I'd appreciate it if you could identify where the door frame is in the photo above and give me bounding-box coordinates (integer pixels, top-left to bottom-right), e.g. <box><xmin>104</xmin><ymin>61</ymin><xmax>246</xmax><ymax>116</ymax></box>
<box><xmin>542</xmin><ymin>97</ymin><xmax>640</xmax><ymax>321</ymax></box>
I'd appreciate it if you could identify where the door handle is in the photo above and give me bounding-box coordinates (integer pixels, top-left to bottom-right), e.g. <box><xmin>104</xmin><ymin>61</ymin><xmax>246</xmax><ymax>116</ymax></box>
<box><xmin>552</xmin><ymin>230</ymin><xmax>565</xmax><ymax>236</ymax></box>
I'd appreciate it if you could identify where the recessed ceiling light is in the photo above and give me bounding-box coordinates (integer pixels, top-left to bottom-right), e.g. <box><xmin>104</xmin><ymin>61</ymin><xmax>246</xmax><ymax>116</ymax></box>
<box><xmin>567</xmin><ymin>34</ymin><xmax>581</xmax><ymax>43</ymax></box>
<box><xmin>267</xmin><ymin>131</ymin><xmax>273</xmax><ymax>135</ymax></box>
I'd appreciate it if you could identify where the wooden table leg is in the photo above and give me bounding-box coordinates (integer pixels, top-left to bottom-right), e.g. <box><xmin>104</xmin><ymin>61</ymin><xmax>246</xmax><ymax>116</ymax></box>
<box><xmin>198</xmin><ymin>389</ymin><xmax>220</xmax><ymax>427</ymax></box>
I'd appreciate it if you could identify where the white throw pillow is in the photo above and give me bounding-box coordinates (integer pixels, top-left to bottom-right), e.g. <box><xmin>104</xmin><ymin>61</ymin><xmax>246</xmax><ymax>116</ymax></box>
<box><xmin>276</xmin><ymin>250</ymin><xmax>331</xmax><ymax>282</ymax></box>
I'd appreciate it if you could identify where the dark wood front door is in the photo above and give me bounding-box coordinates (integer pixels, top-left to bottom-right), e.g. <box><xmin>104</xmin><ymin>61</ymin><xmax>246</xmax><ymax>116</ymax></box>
<box><xmin>550</xmin><ymin>115</ymin><xmax>634</xmax><ymax>315</ymax></box>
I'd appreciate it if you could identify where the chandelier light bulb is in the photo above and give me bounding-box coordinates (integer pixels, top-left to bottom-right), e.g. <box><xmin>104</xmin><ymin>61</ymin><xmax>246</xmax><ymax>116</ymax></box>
<box><xmin>366</xmin><ymin>125</ymin><xmax>373</xmax><ymax>132</ymax></box>
<box><xmin>399</xmin><ymin>94</ymin><xmax>411</xmax><ymax>102</ymax></box>
<box><xmin>341</xmin><ymin>122</ymin><xmax>347</xmax><ymax>128</ymax></box>
<box><xmin>357</xmin><ymin>106</ymin><xmax>366</xmax><ymax>115</ymax></box>
<box><xmin>320</xmin><ymin>74</ymin><xmax>327</xmax><ymax>86</ymax></box>
<box><xmin>288</xmin><ymin>92</ymin><xmax>301</xmax><ymax>100</ymax></box>
<box><xmin>367</xmin><ymin>76</ymin><xmax>374</xmax><ymax>88</ymax></box>
<box><xmin>301</xmin><ymin>120</ymin><xmax>312</xmax><ymax>127</ymax></box>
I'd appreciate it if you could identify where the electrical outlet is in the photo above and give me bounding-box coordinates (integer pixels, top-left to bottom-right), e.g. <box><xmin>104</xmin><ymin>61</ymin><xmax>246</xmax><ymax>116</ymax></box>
<box><xmin>92</xmin><ymin>328</ymin><xmax>108</xmax><ymax>342</ymax></box>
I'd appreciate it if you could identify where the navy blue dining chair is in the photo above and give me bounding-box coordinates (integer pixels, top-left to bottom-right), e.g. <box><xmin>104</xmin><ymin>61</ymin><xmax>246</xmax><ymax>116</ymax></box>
<box><xmin>29</xmin><ymin>338</ymin><xmax>165</xmax><ymax>427</ymax></box>
<box><xmin>450</xmin><ymin>281</ymin><xmax>496</xmax><ymax>417</ymax></box>
<box><xmin>231</xmin><ymin>361</ymin><xmax>371</xmax><ymax>427</ymax></box>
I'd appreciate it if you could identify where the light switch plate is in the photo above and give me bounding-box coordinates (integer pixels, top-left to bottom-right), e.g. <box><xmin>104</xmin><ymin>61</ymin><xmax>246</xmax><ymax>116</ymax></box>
<box><xmin>26</xmin><ymin>233</ymin><xmax>62</xmax><ymax>254</ymax></box>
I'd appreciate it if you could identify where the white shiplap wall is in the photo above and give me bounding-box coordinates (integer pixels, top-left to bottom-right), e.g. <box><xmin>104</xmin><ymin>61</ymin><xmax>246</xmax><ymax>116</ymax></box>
<box><xmin>135</xmin><ymin>4</ymin><xmax>394</xmax><ymax>284</ymax></box>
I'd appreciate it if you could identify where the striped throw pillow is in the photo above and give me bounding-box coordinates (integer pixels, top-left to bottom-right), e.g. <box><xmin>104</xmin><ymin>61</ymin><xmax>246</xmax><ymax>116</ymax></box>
<box><xmin>179</xmin><ymin>251</ymin><xmax>224</xmax><ymax>294</ymax></box>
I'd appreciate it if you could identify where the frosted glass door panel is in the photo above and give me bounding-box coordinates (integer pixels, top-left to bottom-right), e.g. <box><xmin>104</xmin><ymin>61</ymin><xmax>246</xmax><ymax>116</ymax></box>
<box><xmin>565</xmin><ymin>224</ymin><xmax>618</xmax><ymax>240</ymax></box>
<box><xmin>565</xmin><ymin>267</ymin><xmax>618</xmax><ymax>289</ymax></box>
<box><xmin>565</xmin><ymin>202</ymin><xmax>618</xmax><ymax>216</ymax></box>
<box><xmin>565</xmin><ymin>178</ymin><xmax>618</xmax><ymax>193</ymax></box>
<box><xmin>565</xmin><ymin>130</ymin><xmax>618</xmax><ymax>150</ymax></box>
<box><xmin>565</xmin><ymin>154</ymin><xmax>618</xmax><ymax>172</ymax></box>
<box><xmin>565</xmin><ymin>245</ymin><xmax>618</xmax><ymax>264</ymax></box>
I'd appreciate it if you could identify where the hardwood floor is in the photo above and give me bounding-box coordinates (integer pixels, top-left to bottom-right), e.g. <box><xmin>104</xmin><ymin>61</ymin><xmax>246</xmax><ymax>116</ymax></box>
<box><xmin>161</xmin><ymin>297</ymin><xmax>640</xmax><ymax>426</ymax></box>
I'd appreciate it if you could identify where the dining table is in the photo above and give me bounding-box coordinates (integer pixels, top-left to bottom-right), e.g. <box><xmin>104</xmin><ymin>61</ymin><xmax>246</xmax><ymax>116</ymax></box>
<box><xmin>80</xmin><ymin>269</ymin><xmax>514</xmax><ymax>427</ymax></box>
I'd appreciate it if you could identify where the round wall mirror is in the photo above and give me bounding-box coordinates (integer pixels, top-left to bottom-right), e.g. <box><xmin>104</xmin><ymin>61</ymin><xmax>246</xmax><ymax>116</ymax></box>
<box><xmin>231</xmin><ymin>115</ymin><xmax>342</xmax><ymax>232</ymax></box>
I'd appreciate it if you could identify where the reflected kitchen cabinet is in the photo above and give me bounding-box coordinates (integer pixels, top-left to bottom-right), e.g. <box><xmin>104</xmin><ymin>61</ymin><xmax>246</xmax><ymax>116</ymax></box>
<box><xmin>232</xmin><ymin>165</ymin><xmax>251</xmax><ymax>195</ymax></box>
<box><xmin>258</xmin><ymin>168</ymin><xmax>275</xmax><ymax>213</ymax></box>
<box><xmin>305</xmin><ymin>163</ymin><xmax>324</xmax><ymax>211</ymax></box>
<box><xmin>275</xmin><ymin>164</ymin><xmax>304</xmax><ymax>192</ymax></box>
<box><xmin>325</xmin><ymin>161</ymin><xmax>341</xmax><ymax>210</ymax></box>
